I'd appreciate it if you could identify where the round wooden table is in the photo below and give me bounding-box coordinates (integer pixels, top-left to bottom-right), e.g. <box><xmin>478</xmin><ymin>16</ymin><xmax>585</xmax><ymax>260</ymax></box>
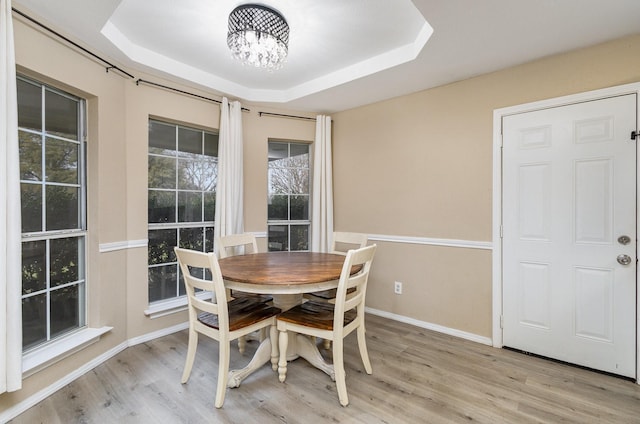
<box><xmin>218</xmin><ymin>251</ymin><xmax>360</xmax><ymax>387</ymax></box>
<box><xmin>219</xmin><ymin>251</ymin><xmax>357</xmax><ymax>310</ymax></box>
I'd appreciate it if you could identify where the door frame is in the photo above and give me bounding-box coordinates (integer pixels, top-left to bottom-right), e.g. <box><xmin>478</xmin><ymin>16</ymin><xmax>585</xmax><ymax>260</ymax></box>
<box><xmin>492</xmin><ymin>82</ymin><xmax>640</xmax><ymax>382</ymax></box>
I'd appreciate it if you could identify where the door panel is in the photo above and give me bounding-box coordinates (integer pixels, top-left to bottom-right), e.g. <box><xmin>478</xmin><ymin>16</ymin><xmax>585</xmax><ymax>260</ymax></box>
<box><xmin>503</xmin><ymin>94</ymin><xmax>637</xmax><ymax>378</ymax></box>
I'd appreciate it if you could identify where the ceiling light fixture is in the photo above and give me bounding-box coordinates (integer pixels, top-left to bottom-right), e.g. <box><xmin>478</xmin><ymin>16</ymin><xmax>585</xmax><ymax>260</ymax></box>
<box><xmin>227</xmin><ymin>4</ymin><xmax>289</xmax><ymax>70</ymax></box>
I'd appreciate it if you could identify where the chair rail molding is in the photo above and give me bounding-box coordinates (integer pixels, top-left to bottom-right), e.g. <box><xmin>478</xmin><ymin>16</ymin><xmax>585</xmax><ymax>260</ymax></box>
<box><xmin>99</xmin><ymin>239</ymin><xmax>148</xmax><ymax>253</ymax></box>
<box><xmin>367</xmin><ymin>233</ymin><xmax>492</xmax><ymax>250</ymax></box>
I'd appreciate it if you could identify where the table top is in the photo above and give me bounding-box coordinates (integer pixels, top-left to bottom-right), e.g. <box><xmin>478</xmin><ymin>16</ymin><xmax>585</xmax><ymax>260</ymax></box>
<box><xmin>218</xmin><ymin>251</ymin><xmax>361</xmax><ymax>294</ymax></box>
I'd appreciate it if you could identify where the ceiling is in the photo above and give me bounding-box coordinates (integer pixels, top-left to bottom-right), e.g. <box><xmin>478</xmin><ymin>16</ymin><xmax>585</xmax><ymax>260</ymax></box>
<box><xmin>12</xmin><ymin>0</ymin><xmax>640</xmax><ymax>113</ymax></box>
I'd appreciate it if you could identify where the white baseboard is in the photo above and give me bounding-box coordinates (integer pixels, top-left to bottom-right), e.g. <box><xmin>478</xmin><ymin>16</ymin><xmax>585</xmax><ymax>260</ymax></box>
<box><xmin>365</xmin><ymin>307</ymin><xmax>493</xmax><ymax>346</ymax></box>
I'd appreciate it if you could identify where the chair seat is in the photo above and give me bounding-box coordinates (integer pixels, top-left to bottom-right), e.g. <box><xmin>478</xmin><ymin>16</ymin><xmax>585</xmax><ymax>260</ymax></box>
<box><xmin>304</xmin><ymin>287</ymin><xmax>355</xmax><ymax>301</ymax></box>
<box><xmin>277</xmin><ymin>301</ymin><xmax>356</xmax><ymax>331</ymax></box>
<box><xmin>199</xmin><ymin>297</ymin><xmax>281</xmax><ymax>332</ymax></box>
<box><xmin>231</xmin><ymin>291</ymin><xmax>273</xmax><ymax>303</ymax></box>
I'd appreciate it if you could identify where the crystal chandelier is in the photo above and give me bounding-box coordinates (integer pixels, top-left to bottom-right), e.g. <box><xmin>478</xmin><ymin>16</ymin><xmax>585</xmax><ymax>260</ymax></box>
<box><xmin>227</xmin><ymin>4</ymin><xmax>289</xmax><ymax>70</ymax></box>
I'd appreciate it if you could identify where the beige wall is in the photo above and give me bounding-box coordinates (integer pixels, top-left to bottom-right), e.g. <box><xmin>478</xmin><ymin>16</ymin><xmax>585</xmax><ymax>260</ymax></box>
<box><xmin>332</xmin><ymin>33</ymin><xmax>640</xmax><ymax>340</ymax></box>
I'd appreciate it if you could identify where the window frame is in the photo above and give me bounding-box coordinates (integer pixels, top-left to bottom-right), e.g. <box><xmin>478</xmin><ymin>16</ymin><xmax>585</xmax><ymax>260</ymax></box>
<box><xmin>147</xmin><ymin>119</ymin><xmax>218</xmax><ymax>305</ymax></box>
<box><xmin>17</xmin><ymin>75</ymin><xmax>88</xmax><ymax>353</ymax></box>
<box><xmin>267</xmin><ymin>140</ymin><xmax>312</xmax><ymax>252</ymax></box>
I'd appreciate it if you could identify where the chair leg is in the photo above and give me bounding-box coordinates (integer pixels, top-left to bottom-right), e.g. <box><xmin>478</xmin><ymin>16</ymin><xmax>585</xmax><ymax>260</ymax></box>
<box><xmin>332</xmin><ymin>338</ymin><xmax>349</xmax><ymax>406</ymax></box>
<box><xmin>270</xmin><ymin>325</ymin><xmax>278</xmax><ymax>371</ymax></box>
<box><xmin>215</xmin><ymin>340</ymin><xmax>231</xmax><ymax>408</ymax></box>
<box><xmin>278</xmin><ymin>330</ymin><xmax>289</xmax><ymax>382</ymax></box>
<box><xmin>357</xmin><ymin>325</ymin><xmax>372</xmax><ymax>374</ymax></box>
<box><xmin>181</xmin><ymin>328</ymin><xmax>198</xmax><ymax>384</ymax></box>
<box><xmin>238</xmin><ymin>336</ymin><xmax>246</xmax><ymax>354</ymax></box>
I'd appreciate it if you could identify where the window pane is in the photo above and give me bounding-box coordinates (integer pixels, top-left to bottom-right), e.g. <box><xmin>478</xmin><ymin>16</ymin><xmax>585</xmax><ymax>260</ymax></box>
<box><xmin>149</xmin><ymin>121</ymin><xmax>176</xmax><ymax>155</ymax></box>
<box><xmin>290</xmin><ymin>195</ymin><xmax>309</xmax><ymax>220</ymax></box>
<box><xmin>50</xmin><ymin>237</ymin><xmax>80</xmax><ymax>287</ymax></box>
<box><xmin>19</xmin><ymin>131</ymin><xmax>42</xmax><ymax>181</ymax></box>
<box><xmin>45</xmin><ymin>89</ymin><xmax>78</xmax><ymax>140</ymax></box>
<box><xmin>149</xmin><ymin>265</ymin><xmax>178</xmax><ymax>302</ymax></box>
<box><xmin>178</xmin><ymin>191</ymin><xmax>203</xmax><ymax>222</ymax></box>
<box><xmin>268</xmin><ymin>195</ymin><xmax>288</xmax><ymax>220</ymax></box>
<box><xmin>148</xmin><ymin>229</ymin><xmax>177</xmax><ymax>265</ymax></box>
<box><xmin>178</xmin><ymin>156</ymin><xmax>217</xmax><ymax>191</ymax></box>
<box><xmin>148</xmin><ymin>155</ymin><xmax>176</xmax><ymax>189</ymax></box>
<box><xmin>290</xmin><ymin>225</ymin><xmax>309</xmax><ymax>251</ymax></box>
<box><xmin>179</xmin><ymin>227</ymin><xmax>204</xmax><ymax>251</ymax></box>
<box><xmin>268</xmin><ymin>168</ymin><xmax>289</xmax><ymax>194</ymax></box>
<box><xmin>22</xmin><ymin>240</ymin><xmax>46</xmax><ymax>295</ymax></box>
<box><xmin>22</xmin><ymin>294</ymin><xmax>47</xmax><ymax>350</ymax></box>
<box><xmin>50</xmin><ymin>284</ymin><xmax>80</xmax><ymax>338</ymax></box>
<box><xmin>205</xmin><ymin>226</ymin><xmax>214</xmax><ymax>253</ymax></box>
<box><xmin>290</xmin><ymin>143</ymin><xmax>309</xmax><ymax>166</ymax></box>
<box><xmin>17</xmin><ymin>79</ymin><xmax>42</xmax><ymax>132</ymax></box>
<box><xmin>21</xmin><ymin>183</ymin><xmax>42</xmax><ymax>233</ymax></box>
<box><xmin>204</xmin><ymin>133</ymin><xmax>219</xmax><ymax>157</ymax></box>
<box><xmin>178</xmin><ymin>127</ymin><xmax>202</xmax><ymax>155</ymax></box>
<box><xmin>268</xmin><ymin>225</ymin><xmax>288</xmax><ymax>251</ymax></box>
<box><xmin>148</xmin><ymin>190</ymin><xmax>176</xmax><ymax>223</ymax></box>
<box><xmin>290</xmin><ymin>168</ymin><xmax>309</xmax><ymax>194</ymax></box>
<box><xmin>204</xmin><ymin>192</ymin><xmax>216</xmax><ymax>222</ymax></box>
<box><xmin>46</xmin><ymin>185</ymin><xmax>79</xmax><ymax>230</ymax></box>
<box><xmin>268</xmin><ymin>142</ymin><xmax>288</xmax><ymax>166</ymax></box>
<box><xmin>45</xmin><ymin>137</ymin><xmax>79</xmax><ymax>184</ymax></box>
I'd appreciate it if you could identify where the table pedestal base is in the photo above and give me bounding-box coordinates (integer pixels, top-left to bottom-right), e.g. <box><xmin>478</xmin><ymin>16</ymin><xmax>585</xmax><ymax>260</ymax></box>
<box><xmin>227</xmin><ymin>292</ymin><xmax>335</xmax><ymax>388</ymax></box>
<box><xmin>227</xmin><ymin>333</ymin><xmax>334</xmax><ymax>388</ymax></box>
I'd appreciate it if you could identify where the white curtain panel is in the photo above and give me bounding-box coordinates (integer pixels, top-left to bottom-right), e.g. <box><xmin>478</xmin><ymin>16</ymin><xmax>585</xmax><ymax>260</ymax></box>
<box><xmin>1</xmin><ymin>0</ymin><xmax>23</xmax><ymax>394</ymax></box>
<box><xmin>311</xmin><ymin>115</ymin><xmax>334</xmax><ymax>252</ymax></box>
<box><xmin>214</xmin><ymin>97</ymin><xmax>244</xmax><ymax>252</ymax></box>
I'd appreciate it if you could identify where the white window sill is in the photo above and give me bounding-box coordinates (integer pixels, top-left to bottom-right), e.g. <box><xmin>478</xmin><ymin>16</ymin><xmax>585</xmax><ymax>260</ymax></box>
<box><xmin>22</xmin><ymin>326</ymin><xmax>113</xmax><ymax>377</ymax></box>
<box><xmin>144</xmin><ymin>292</ymin><xmax>212</xmax><ymax>319</ymax></box>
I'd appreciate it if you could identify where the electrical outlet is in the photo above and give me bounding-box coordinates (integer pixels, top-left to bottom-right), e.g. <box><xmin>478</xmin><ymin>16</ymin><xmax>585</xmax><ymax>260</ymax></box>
<box><xmin>394</xmin><ymin>281</ymin><xmax>403</xmax><ymax>295</ymax></box>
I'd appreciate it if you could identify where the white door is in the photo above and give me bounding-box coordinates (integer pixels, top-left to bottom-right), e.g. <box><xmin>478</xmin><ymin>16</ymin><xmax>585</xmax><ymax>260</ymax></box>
<box><xmin>502</xmin><ymin>94</ymin><xmax>637</xmax><ymax>378</ymax></box>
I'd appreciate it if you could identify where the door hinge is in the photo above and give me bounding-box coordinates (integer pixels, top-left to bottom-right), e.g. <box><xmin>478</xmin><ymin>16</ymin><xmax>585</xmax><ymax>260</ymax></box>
<box><xmin>632</xmin><ymin>130</ymin><xmax>639</xmax><ymax>141</ymax></box>
<box><xmin>499</xmin><ymin>225</ymin><xmax>503</xmax><ymax>238</ymax></box>
<box><xmin>500</xmin><ymin>315</ymin><xmax>504</xmax><ymax>329</ymax></box>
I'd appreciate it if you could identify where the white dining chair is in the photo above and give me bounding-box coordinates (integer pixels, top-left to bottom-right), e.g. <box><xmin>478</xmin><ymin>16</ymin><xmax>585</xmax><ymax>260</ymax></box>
<box><xmin>276</xmin><ymin>244</ymin><xmax>377</xmax><ymax>406</ymax></box>
<box><xmin>305</xmin><ymin>232</ymin><xmax>369</xmax><ymax>349</ymax></box>
<box><xmin>217</xmin><ymin>233</ymin><xmax>273</xmax><ymax>353</ymax></box>
<box><xmin>175</xmin><ymin>247</ymin><xmax>280</xmax><ymax>408</ymax></box>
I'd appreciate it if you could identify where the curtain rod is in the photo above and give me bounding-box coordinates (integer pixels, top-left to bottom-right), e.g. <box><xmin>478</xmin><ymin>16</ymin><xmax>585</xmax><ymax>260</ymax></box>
<box><xmin>11</xmin><ymin>7</ymin><xmax>135</xmax><ymax>79</ymax></box>
<box><xmin>136</xmin><ymin>79</ymin><xmax>250</xmax><ymax>112</ymax></box>
<box><xmin>259</xmin><ymin>112</ymin><xmax>316</xmax><ymax>121</ymax></box>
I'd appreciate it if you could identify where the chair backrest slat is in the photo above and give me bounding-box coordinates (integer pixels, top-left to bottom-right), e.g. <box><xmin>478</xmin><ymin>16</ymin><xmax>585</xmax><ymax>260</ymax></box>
<box><xmin>331</xmin><ymin>232</ymin><xmax>368</xmax><ymax>255</ymax></box>
<box><xmin>217</xmin><ymin>233</ymin><xmax>259</xmax><ymax>258</ymax></box>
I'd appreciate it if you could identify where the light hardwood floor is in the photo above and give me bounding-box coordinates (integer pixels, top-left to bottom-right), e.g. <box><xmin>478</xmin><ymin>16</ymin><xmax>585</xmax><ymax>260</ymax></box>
<box><xmin>10</xmin><ymin>314</ymin><xmax>640</xmax><ymax>423</ymax></box>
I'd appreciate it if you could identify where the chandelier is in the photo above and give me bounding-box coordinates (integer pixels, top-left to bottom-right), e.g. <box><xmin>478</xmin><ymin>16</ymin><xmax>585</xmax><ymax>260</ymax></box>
<box><xmin>227</xmin><ymin>4</ymin><xmax>290</xmax><ymax>70</ymax></box>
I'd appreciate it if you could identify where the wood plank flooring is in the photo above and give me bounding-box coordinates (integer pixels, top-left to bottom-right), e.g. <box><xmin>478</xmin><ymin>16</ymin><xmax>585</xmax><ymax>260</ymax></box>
<box><xmin>10</xmin><ymin>314</ymin><xmax>640</xmax><ymax>423</ymax></box>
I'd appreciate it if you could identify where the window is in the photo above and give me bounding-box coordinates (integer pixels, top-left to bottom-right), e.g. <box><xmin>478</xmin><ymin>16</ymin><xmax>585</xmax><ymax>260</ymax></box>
<box><xmin>147</xmin><ymin>120</ymin><xmax>218</xmax><ymax>303</ymax></box>
<box><xmin>267</xmin><ymin>141</ymin><xmax>310</xmax><ymax>251</ymax></box>
<box><xmin>17</xmin><ymin>76</ymin><xmax>87</xmax><ymax>351</ymax></box>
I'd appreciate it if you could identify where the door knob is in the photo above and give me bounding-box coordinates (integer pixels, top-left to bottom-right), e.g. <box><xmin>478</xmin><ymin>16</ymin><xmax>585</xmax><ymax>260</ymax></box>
<box><xmin>618</xmin><ymin>235</ymin><xmax>631</xmax><ymax>245</ymax></box>
<box><xmin>617</xmin><ymin>254</ymin><xmax>632</xmax><ymax>265</ymax></box>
